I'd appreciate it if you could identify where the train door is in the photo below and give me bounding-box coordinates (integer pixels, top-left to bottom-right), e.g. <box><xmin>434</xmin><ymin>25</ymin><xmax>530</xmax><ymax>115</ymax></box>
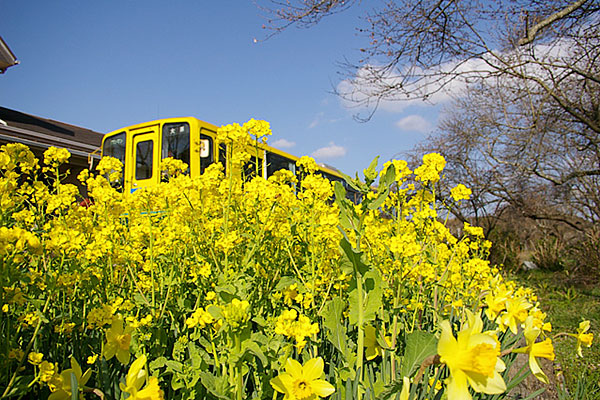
<box><xmin>130</xmin><ymin>125</ymin><xmax>159</xmax><ymax>192</ymax></box>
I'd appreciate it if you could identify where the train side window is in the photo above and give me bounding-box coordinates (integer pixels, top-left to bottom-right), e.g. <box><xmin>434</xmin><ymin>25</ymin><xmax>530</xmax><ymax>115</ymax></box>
<box><xmin>219</xmin><ymin>143</ymin><xmax>227</xmax><ymax>176</ymax></box>
<box><xmin>162</xmin><ymin>123</ymin><xmax>190</xmax><ymax>171</ymax></box>
<box><xmin>243</xmin><ymin>156</ymin><xmax>263</xmax><ymax>181</ymax></box>
<box><xmin>266</xmin><ymin>152</ymin><xmax>296</xmax><ymax>177</ymax></box>
<box><xmin>200</xmin><ymin>134</ymin><xmax>214</xmax><ymax>174</ymax></box>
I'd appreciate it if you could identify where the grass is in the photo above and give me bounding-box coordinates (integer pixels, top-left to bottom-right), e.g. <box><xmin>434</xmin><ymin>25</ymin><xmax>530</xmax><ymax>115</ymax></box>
<box><xmin>514</xmin><ymin>269</ymin><xmax>600</xmax><ymax>399</ymax></box>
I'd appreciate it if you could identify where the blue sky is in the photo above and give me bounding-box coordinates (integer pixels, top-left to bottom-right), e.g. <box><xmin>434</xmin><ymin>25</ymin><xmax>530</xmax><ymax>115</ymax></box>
<box><xmin>0</xmin><ymin>1</ymin><xmax>442</xmax><ymax>176</ymax></box>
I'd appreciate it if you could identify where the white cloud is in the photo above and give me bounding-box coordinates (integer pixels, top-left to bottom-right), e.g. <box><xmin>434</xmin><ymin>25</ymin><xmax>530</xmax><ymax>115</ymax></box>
<box><xmin>271</xmin><ymin>138</ymin><xmax>296</xmax><ymax>149</ymax></box>
<box><xmin>395</xmin><ymin>115</ymin><xmax>431</xmax><ymax>133</ymax></box>
<box><xmin>311</xmin><ymin>142</ymin><xmax>347</xmax><ymax>160</ymax></box>
<box><xmin>336</xmin><ymin>40</ymin><xmax>574</xmax><ymax>114</ymax></box>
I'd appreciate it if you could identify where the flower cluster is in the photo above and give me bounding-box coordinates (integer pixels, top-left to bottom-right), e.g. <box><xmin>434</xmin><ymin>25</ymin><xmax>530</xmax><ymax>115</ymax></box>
<box><xmin>0</xmin><ymin>125</ymin><xmax>593</xmax><ymax>400</ymax></box>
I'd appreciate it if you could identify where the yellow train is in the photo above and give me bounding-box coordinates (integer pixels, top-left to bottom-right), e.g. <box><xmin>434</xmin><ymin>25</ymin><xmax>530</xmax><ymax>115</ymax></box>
<box><xmin>101</xmin><ymin>117</ymin><xmax>360</xmax><ymax>202</ymax></box>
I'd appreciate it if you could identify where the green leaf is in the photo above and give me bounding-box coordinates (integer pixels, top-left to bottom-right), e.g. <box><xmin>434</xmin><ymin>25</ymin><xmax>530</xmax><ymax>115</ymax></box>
<box><xmin>320</xmin><ymin>297</ymin><xmax>349</xmax><ymax>360</ymax></box>
<box><xmin>399</xmin><ymin>331</ymin><xmax>438</xmax><ymax>378</ymax></box>
<box><xmin>274</xmin><ymin>276</ymin><xmax>296</xmax><ymax>291</ymax></box>
<box><xmin>3</xmin><ymin>375</ymin><xmax>34</xmax><ymax>398</ymax></box>
<box><xmin>149</xmin><ymin>356</ymin><xmax>168</xmax><ymax>370</ymax></box>
<box><xmin>367</xmin><ymin>187</ymin><xmax>390</xmax><ymax>210</ymax></box>
<box><xmin>380</xmin><ymin>163</ymin><xmax>396</xmax><ymax>188</ymax></box>
<box><xmin>199</xmin><ymin>371</ymin><xmax>232</xmax><ymax>400</ymax></box>
<box><xmin>242</xmin><ymin>338</ymin><xmax>268</xmax><ymax>366</ymax></box>
<box><xmin>339</xmin><ymin>237</ymin><xmax>369</xmax><ymax>276</ymax></box>
<box><xmin>166</xmin><ymin>360</ymin><xmax>184</xmax><ymax>373</ymax></box>
<box><xmin>348</xmin><ymin>269</ymin><xmax>383</xmax><ymax>326</ymax></box>
<box><xmin>334</xmin><ymin>181</ymin><xmax>347</xmax><ymax>202</ymax></box>
<box><xmin>362</xmin><ymin>269</ymin><xmax>384</xmax><ymax>323</ymax></box>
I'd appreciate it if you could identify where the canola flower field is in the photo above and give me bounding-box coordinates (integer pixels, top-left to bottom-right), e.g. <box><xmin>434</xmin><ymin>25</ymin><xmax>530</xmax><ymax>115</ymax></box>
<box><xmin>0</xmin><ymin>120</ymin><xmax>594</xmax><ymax>400</ymax></box>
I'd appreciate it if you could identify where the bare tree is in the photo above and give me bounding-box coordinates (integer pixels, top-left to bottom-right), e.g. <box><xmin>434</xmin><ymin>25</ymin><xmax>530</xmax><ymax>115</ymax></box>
<box><xmin>261</xmin><ymin>0</ymin><xmax>600</xmax><ymax>122</ymax></box>
<box><xmin>413</xmin><ymin>72</ymin><xmax>600</xmax><ymax>231</ymax></box>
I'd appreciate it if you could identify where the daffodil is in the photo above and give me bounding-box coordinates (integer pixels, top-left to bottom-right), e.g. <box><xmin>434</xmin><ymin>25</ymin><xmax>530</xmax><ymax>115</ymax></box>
<box><xmin>512</xmin><ymin>316</ymin><xmax>555</xmax><ymax>383</ymax></box>
<box><xmin>496</xmin><ymin>297</ymin><xmax>531</xmax><ymax>334</ymax></box>
<box><xmin>48</xmin><ymin>357</ymin><xmax>92</xmax><ymax>400</ymax></box>
<box><xmin>400</xmin><ymin>376</ymin><xmax>410</xmax><ymax>400</ymax></box>
<box><xmin>103</xmin><ymin>315</ymin><xmax>134</xmax><ymax>365</ymax></box>
<box><xmin>119</xmin><ymin>354</ymin><xmax>164</xmax><ymax>400</ymax></box>
<box><xmin>438</xmin><ymin>311</ymin><xmax>506</xmax><ymax>400</ymax></box>
<box><xmin>364</xmin><ymin>325</ymin><xmax>392</xmax><ymax>361</ymax></box>
<box><xmin>270</xmin><ymin>357</ymin><xmax>335</xmax><ymax>400</ymax></box>
<box><xmin>572</xmin><ymin>320</ymin><xmax>594</xmax><ymax>357</ymax></box>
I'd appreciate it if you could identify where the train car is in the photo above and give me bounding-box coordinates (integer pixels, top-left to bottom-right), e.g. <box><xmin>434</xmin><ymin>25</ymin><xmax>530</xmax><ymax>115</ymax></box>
<box><xmin>101</xmin><ymin>117</ymin><xmax>360</xmax><ymax>202</ymax></box>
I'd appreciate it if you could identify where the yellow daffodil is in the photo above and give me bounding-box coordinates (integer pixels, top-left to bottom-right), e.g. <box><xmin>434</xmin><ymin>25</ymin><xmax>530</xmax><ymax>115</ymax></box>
<box><xmin>512</xmin><ymin>316</ymin><xmax>555</xmax><ymax>383</ymax></box>
<box><xmin>48</xmin><ymin>357</ymin><xmax>92</xmax><ymax>400</ymax></box>
<box><xmin>400</xmin><ymin>376</ymin><xmax>410</xmax><ymax>400</ymax></box>
<box><xmin>119</xmin><ymin>354</ymin><xmax>164</xmax><ymax>400</ymax></box>
<box><xmin>497</xmin><ymin>297</ymin><xmax>531</xmax><ymax>334</ymax></box>
<box><xmin>103</xmin><ymin>315</ymin><xmax>134</xmax><ymax>365</ymax></box>
<box><xmin>572</xmin><ymin>320</ymin><xmax>594</xmax><ymax>357</ymax></box>
<box><xmin>438</xmin><ymin>311</ymin><xmax>506</xmax><ymax>400</ymax></box>
<box><xmin>270</xmin><ymin>357</ymin><xmax>335</xmax><ymax>400</ymax></box>
<box><xmin>364</xmin><ymin>325</ymin><xmax>392</xmax><ymax>361</ymax></box>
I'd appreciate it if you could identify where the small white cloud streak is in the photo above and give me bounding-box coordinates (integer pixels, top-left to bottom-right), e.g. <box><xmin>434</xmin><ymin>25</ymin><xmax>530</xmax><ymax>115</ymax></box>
<box><xmin>395</xmin><ymin>115</ymin><xmax>432</xmax><ymax>133</ymax></box>
<box><xmin>270</xmin><ymin>138</ymin><xmax>296</xmax><ymax>149</ymax></box>
<box><xmin>309</xmin><ymin>112</ymin><xmax>325</xmax><ymax>129</ymax></box>
<box><xmin>311</xmin><ymin>142</ymin><xmax>347</xmax><ymax>160</ymax></box>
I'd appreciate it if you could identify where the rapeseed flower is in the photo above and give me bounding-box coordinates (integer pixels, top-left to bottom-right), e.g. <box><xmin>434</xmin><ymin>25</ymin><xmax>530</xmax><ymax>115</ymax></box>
<box><xmin>28</xmin><ymin>351</ymin><xmax>43</xmax><ymax>365</ymax></box>
<box><xmin>450</xmin><ymin>184</ymin><xmax>472</xmax><ymax>201</ymax></box>
<box><xmin>270</xmin><ymin>357</ymin><xmax>335</xmax><ymax>400</ymax></box>
<box><xmin>438</xmin><ymin>311</ymin><xmax>506</xmax><ymax>400</ymax></box>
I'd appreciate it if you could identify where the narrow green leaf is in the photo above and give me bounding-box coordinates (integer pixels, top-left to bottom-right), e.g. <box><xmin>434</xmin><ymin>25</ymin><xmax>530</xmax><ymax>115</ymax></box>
<box><xmin>70</xmin><ymin>372</ymin><xmax>78</xmax><ymax>400</ymax></box>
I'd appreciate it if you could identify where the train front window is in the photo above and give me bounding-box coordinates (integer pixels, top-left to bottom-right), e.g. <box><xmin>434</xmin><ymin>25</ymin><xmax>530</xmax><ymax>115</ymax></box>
<box><xmin>162</xmin><ymin>123</ymin><xmax>190</xmax><ymax>169</ymax></box>
<box><xmin>136</xmin><ymin>140</ymin><xmax>154</xmax><ymax>180</ymax></box>
<box><xmin>103</xmin><ymin>132</ymin><xmax>126</xmax><ymax>166</ymax></box>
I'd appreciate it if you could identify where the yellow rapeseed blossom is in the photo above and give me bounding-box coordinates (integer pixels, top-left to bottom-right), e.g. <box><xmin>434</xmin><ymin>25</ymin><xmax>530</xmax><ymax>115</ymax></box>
<box><xmin>28</xmin><ymin>351</ymin><xmax>44</xmax><ymax>365</ymax></box>
<box><xmin>450</xmin><ymin>184</ymin><xmax>472</xmax><ymax>201</ymax></box>
<box><xmin>414</xmin><ymin>153</ymin><xmax>446</xmax><ymax>183</ymax></box>
<box><xmin>43</xmin><ymin>147</ymin><xmax>70</xmax><ymax>168</ymax></box>
<box><xmin>275</xmin><ymin>309</ymin><xmax>320</xmax><ymax>351</ymax></box>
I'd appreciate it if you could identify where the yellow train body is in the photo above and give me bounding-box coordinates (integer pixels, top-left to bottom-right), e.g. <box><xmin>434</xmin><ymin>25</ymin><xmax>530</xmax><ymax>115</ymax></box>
<box><xmin>101</xmin><ymin>117</ymin><xmax>359</xmax><ymax>201</ymax></box>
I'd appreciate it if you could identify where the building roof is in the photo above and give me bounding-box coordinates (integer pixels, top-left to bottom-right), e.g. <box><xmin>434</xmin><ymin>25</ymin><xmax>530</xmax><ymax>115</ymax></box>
<box><xmin>0</xmin><ymin>36</ymin><xmax>18</xmax><ymax>73</ymax></box>
<box><xmin>0</xmin><ymin>106</ymin><xmax>103</xmax><ymax>161</ymax></box>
